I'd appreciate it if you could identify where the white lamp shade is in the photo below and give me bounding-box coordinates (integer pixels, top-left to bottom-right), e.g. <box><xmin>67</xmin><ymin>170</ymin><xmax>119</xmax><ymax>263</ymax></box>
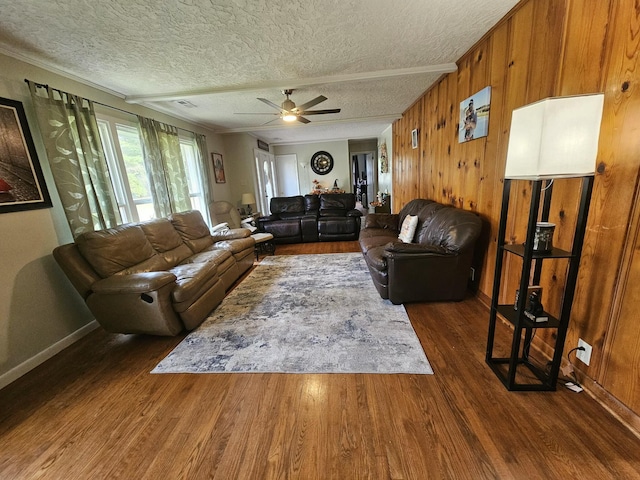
<box><xmin>241</xmin><ymin>193</ymin><xmax>256</xmax><ymax>205</ymax></box>
<box><xmin>504</xmin><ymin>94</ymin><xmax>604</xmax><ymax>179</ymax></box>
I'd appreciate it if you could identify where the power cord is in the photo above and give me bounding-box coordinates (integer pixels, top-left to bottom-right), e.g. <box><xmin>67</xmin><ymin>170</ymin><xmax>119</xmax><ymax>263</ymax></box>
<box><xmin>561</xmin><ymin>346</ymin><xmax>585</xmax><ymax>392</ymax></box>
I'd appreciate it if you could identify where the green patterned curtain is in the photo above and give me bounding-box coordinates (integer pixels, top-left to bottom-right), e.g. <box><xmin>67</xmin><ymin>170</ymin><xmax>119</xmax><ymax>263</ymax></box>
<box><xmin>28</xmin><ymin>81</ymin><xmax>121</xmax><ymax>238</ymax></box>
<box><xmin>137</xmin><ymin>116</ymin><xmax>191</xmax><ymax>217</ymax></box>
<box><xmin>195</xmin><ymin>133</ymin><xmax>213</xmax><ymax>222</ymax></box>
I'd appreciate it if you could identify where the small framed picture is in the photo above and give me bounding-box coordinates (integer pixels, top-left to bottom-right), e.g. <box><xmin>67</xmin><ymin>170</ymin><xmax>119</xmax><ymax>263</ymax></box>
<box><xmin>0</xmin><ymin>97</ymin><xmax>52</xmax><ymax>214</ymax></box>
<box><xmin>212</xmin><ymin>152</ymin><xmax>226</xmax><ymax>183</ymax></box>
<box><xmin>411</xmin><ymin>128</ymin><xmax>418</xmax><ymax>149</ymax></box>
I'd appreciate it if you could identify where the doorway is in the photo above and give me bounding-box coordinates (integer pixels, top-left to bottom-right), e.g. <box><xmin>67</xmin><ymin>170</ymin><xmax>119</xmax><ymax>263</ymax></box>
<box><xmin>351</xmin><ymin>152</ymin><xmax>377</xmax><ymax>208</ymax></box>
<box><xmin>274</xmin><ymin>154</ymin><xmax>300</xmax><ymax>197</ymax></box>
<box><xmin>254</xmin><ymin>149</ymin><xmax>277</xmax><ymax>215</ymax></box>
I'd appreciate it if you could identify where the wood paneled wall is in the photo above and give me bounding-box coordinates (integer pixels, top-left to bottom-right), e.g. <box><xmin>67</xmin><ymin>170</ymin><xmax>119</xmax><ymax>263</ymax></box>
<box><xmin>392</xmin><ymin>0</ymin><xmax>640</xmax><ymax>420</ymax></box>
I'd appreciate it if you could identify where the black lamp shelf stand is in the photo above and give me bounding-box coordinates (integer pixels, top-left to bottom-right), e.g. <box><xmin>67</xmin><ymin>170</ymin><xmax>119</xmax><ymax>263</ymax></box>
<box><xmin>485</xmin><ymin>175</ymin><xmax>594</xmax><ymax>391</ymax></box>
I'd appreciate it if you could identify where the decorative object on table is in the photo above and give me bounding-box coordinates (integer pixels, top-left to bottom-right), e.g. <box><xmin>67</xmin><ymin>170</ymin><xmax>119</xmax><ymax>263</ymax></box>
<box><xmin>311</xmin><ymin>178</ymin><xmax>323</xmax><ymax>193</ymax></box>
<box><xmin>411</xmin><ymin>128</ymin><xmax>418</xmax><ymax>149</ymax></box>
<box><xmin>0</xmin><ymin>96</ymin><xmax>52</xmax><ymax>213</ymax></box>
<box><xmin>486</xmin><ymin>93</ymin><xmax>605</xmax><ymax>391</ymax></box>
<box><xmin>379</xmin><ymin>142</ymin><xmax>388</xmax><ymax>173</ymax></box>
<box><xmin>459</xmin><ymin>86</ymin><xmax>491</xmax><ymax>143</ymax></box>
<box><xmin>211</xmin><ymin>152</ymin><xmax>226</xmax><ymax>183</ymax></box>
<box><xmin>241</xmin><ymin>192</ymin><xmax>256</xmax><ymax>216</ymax></box>
<box><xmin>152</xmin><ymin>253</ymin><xmax>432</xmax><ymax>375</ymax></box>
<box><xmin>532</xmin><ymin>222</ymin><xmax>555</xmax><ymax>252</ymax></box>
<box><xmin>310</xmin><ymin>150</ymin><xmax>333</xmax><ymax>175</ymax></box>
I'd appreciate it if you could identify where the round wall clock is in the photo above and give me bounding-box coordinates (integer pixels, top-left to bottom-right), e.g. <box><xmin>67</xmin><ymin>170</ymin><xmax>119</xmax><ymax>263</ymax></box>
<box><xmin>310</xmin><ymin>151</ymin><xmax>334</xmax><ymax>175</ymax></box>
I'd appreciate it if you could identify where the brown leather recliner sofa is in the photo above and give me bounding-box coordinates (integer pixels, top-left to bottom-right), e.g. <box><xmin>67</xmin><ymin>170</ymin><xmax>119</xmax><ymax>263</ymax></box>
<box><xmin>53</xmin><ymin>210</ymin><xmax>255</xmax><ymax>336</ymax></box>
<box><xmin>257</xmin><ymin>193</ymin><xmax>362</xmax><ymax>243</ymax></box>
<box><xmin>359</xmin><ymin>199</ymin><xmax>482</xmax><ymax>304</ymax></box>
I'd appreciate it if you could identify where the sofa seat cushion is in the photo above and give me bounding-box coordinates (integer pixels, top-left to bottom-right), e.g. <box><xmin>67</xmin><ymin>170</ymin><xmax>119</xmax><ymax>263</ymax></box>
<box><xmin>184</xmin><ymin>247</ymin><xmax>232</xmax><ymax>266</ymax></box>
<box><xmin>169</xmin><ymin>261</ymin><xmax>219</xmax><ymax>304</ymax></box>
<box><xmin>358</xmin><ymin>228</ymin><xmax>397</xmax><ymax>241</ymax></box>
<box><xmin>77</xmin><ymin>224</ymin><xmax>158</xmax><ymax>278</ymax></box>
<box><xmin>317</xmin><ymin>217</ymin><xmax>359</xmax><ymax>235</ymax></box>
<box><xmin>209</xmin><ymin>237</ymin><xmax>255</xmax><ymax>255</ymax></box>
<box><xmin>359</xmin><ymin>235</ymin><xmax>399</xmax><ymax>255</ymax></box>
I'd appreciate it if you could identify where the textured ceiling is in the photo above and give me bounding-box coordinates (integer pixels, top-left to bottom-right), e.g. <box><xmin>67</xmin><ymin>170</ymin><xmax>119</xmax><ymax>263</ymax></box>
<box><xmin>0</xmin><ymin>0</ymin><xmax>519</xmax><ymax>145</ymax></box>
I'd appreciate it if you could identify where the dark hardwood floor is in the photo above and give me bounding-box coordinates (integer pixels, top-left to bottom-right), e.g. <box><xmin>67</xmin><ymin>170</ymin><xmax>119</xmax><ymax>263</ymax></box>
<box><xmin>1</xmin><ymin>242</ymin><xmax>639</xmax><ymax>479</ymax></box>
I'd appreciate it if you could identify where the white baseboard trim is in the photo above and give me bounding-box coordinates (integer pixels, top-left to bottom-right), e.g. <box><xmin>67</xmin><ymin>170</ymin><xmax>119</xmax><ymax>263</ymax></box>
<box><xmin>0</xmin><ymin>320</ymin><xmax>99</xmax><ymax>390</ymax></box>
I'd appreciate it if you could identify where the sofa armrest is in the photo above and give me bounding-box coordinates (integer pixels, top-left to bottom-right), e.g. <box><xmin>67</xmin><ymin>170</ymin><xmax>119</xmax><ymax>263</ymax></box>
<box><xmin>211</xmin><ymin>228</ymin><xmax>251</xmax><ymax>242</ymax></box>
<box><xmin>364</xmin><ymin>213</ymin><xmax>399</xmax><ymax>230</ymax></box>
<box><xmin>384</xmin><ymin>243</ymin><xmax>449</xmax><ymax>255</ymax></box>
<box><xmin>91</xmin><ymin>271</ymin><xmax>177</xmax><ymax>295</ymax></box>
<box><xmin>346</xmin><ymin>209</ymin><xmax>363</xmax><ymax>217</ymax></box>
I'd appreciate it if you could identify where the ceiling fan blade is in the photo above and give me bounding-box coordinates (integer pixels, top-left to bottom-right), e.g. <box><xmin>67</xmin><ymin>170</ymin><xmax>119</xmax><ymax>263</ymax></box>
<box><xmin>257</xmin><ymin>98</ymin><xmax>283</xmax><ymax>111</ymax></box>
<box><xmin>294</xmin><ymin>95</ymin><xmax>327</xmax><ymax>112</ymax></box>
<box><xmin>262</xmin><ymin>117</ymin><xmax>283</xmax><ymax>125</ymax></box>
<box><xmin>300</xmin><ymin>109</ymin><xmax>341</xmax><ymax>115</ymax></box>
<box><xmin>234</xmin><ymin>112</ymin><xmax>280</xmax><ymax>115</ymax></box>
<box><xmin>296</xmin><ymin>116</ymin><xmax>311</xmax><ymax>124</ymax></box>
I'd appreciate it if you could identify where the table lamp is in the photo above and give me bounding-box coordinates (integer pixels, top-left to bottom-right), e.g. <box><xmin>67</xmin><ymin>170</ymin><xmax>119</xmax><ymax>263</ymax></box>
<box><xmin>241</xmin><ymin>192</ymin><xmax>256</xmax><ymax>215</ymax></box>
<box><xmin>504</xmin><ymin>93</ymin><xmax>604</xmax><ymax>179</ymax></box>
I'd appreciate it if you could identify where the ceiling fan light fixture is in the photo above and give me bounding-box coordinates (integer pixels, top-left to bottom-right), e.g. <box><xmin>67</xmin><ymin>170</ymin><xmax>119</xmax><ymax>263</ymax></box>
<box><xmin>282</xmin><ymin>113</ymin><xmax>297</xmax><ymax>122</ymax></box>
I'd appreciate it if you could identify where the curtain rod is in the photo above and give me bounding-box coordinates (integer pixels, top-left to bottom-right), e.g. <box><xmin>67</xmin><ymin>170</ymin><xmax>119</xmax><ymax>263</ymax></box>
<box><xmin>24</xmin><ymin>78</ymin><xmax>201</xmax><ymax>137</ymax></box>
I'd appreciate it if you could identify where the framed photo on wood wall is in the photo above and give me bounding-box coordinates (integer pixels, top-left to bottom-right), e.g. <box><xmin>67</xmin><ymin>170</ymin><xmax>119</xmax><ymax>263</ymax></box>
<box><xmin>0</xmin><ymin>97</ymin><xmax>52</xmax><ymax>214</ymax></box>
<box><xmin>212</xmin><ymin>152</ymin><xmax>226</xmax><ymax>183</ymax></box>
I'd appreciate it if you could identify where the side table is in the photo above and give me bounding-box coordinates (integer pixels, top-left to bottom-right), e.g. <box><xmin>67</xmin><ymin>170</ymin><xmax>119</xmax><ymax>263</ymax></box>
<box><xmin>251</xmin><ymin>232</ymin><xmax>275</xmax><ymax>260</ymax></box>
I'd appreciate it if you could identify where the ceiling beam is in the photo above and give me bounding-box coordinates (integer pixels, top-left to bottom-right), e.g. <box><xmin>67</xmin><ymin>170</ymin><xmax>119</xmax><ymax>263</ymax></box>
<box><xmin>215</xmin><ymin>114</ymin><xmax>403</xmax><ymax>134</ymax></box>
<box><xmin>124</xmin><ymin>64</ymin><xmax>457</xmax><ymax>104</ymax></box>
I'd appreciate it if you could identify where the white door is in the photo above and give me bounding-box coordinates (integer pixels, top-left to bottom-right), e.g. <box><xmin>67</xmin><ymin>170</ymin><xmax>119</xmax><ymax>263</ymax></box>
<box><xmin>274</xmin><ymin>154</ymin><xmax>300</xmax><ymax>196</ymax></box>
<box><xmin>254</xmin><ymin>149</ymin><xmax>277</xmax><ymax>215</ymax></box>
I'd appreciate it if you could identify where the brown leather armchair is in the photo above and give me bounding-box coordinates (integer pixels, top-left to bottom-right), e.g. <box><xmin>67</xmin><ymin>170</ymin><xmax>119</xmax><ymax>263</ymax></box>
<box><xmin>359</xmin><ymin>199</ymin><xmax>482</xmax><ymax>304</ymax></box>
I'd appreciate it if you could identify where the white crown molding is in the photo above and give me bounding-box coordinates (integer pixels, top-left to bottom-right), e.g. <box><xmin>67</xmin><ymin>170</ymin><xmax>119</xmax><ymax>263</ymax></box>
<box><xmin>124</xmin><ymin>64</ymin><xmax>458</xmax><ymax>103</ymax></box>
<box><xmin>0</xmin><ymin>47</ymin><xmax>126</xmax><ymax>99</ymax></box>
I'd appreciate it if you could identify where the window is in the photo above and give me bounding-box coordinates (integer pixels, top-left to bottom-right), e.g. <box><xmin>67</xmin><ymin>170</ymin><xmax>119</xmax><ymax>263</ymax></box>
<box><xmin>179</xmin><ymin>135</ymin><xmax>207</xmax><ymax>215</ymax></box>
<box><xmin>97</xmin><ymin>112</ymin><xmax>208</xmax><ymax>225</ymax></box>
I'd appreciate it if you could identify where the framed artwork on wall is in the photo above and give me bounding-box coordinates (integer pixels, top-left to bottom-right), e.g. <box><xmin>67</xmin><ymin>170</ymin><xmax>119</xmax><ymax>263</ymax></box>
<box><xmin>212</xmin><ymin>152</ymin><xmax>226</xmax><ymax>183</ymax></box>
<box><xmin>0</xmin><ymin>96</ymin><xmax>52</xmax><ymax>214</ymax></box>
<box><xmin>459</xmin><ymin>86</ymin><xmax>491</xmax><ymax>143</ymax></box>
<box><xmin>411</xmin><ymin>129</ymin><xmax>418</xmax><ymax>149</ymax></box>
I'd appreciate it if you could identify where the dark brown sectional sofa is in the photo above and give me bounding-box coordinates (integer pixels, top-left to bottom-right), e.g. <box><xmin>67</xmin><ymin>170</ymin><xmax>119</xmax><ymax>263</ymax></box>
<box><xmin>257</xmin><ymin>193</ymin><xmax>363</xmax><ymax>243</ymax></box>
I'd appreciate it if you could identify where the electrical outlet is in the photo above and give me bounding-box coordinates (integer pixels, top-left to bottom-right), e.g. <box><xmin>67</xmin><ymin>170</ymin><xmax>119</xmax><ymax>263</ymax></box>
<box><xmin>469</xmin><ymin>267</ymin><xmax>475</xmax><ymax>282</ymax></box>
<box><xmin>576</xmin><ymin>338</ymin><xmax>592</xmax><ymax>366</ymax></box>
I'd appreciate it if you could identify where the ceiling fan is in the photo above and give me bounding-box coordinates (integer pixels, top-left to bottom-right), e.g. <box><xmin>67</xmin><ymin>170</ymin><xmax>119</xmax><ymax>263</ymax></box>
<box><xmin>237</xmin><ymin>89</ymin><xmax>341</xmax><ymax>124</ymax></box>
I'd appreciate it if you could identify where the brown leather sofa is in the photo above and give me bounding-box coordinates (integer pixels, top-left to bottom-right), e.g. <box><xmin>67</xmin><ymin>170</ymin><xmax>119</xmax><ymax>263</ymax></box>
<box><xmin>257</xmin><ymin>193</ymin><xmax>362</xmax><ymax>243</ymax></box>
<box><xmin>359</xmin><ymin>199</ymin><xmax>482</xmax><ymax>304</ymax></box>
<box><xmin>53</xmin><ymin>210</ymin><xmax>255</xmax><ymax>336</ymax></box>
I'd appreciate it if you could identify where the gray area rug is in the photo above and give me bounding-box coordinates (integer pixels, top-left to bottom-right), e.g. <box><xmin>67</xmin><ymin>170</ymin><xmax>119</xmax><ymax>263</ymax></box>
<box><xmin>152</xmin><ymin>253</ymin><xmax>433</xmax><ymax>374</ymax></box>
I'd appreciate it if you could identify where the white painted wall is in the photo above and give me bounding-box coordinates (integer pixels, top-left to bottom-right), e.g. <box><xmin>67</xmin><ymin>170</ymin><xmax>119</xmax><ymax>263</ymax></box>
<box><xmin>0</xmin><ymin>52</ymin><xmax>224</xmax><ymax>387</ymax></box>
<box><xmin>273</xmin><ymin>140</ymin><xmax>350</xmax><ymax>196</ymax></box>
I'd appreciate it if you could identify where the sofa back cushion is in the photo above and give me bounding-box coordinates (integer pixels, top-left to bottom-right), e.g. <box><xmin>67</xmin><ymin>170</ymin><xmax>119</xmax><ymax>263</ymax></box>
<box><xmin>76</xmin><ymin>224</ymin><xmax>159</xmax><ymax>278</ymax></box>
<box><xmin>270</xmin><ymin>196</ymin><xmax>305</xmax><ymax>217</ymax></box>
<box><xmin>398</xmin><ymin>199</ymin><xmax>435</xmax><ymax>226</ymax></box>
<box><xmin>419</xmin><ymin>207</ymin><xmax>482</xmax><ymax>253</ymax></box>
<box><xmin>169</xmin><ymin>210</ymin><xmax>214</xmax><ymax>253</ymax></box>
<box><xmin>414</xmin><ymin>202</ymin><xmax>447</xmax><ymax>242</ymax></box>
<box><xmin>319</xmin><ymin>193</ymin><xmax>356</xmax><ymax>216</ymax></box>
<box><xmin>140</xmin><ymin>218</ymin><xmax>192</xmax><ymax>266</ymax></box>
<box><xmin>304</xmin><ymin>194</ymin><xmax>320</xmax><ymax>216</ymax></box>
